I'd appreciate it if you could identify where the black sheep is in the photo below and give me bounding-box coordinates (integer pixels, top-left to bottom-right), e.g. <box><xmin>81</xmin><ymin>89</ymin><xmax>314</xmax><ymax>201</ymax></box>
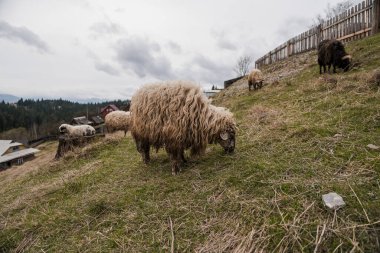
<box><xmin>318</xmin><ymin>39</ymin><xmax>351</xmax><ymax>74</ymax></box>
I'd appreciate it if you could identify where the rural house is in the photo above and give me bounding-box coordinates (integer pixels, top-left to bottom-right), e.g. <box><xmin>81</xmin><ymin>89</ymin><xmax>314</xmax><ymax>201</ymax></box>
<box><xmin>91</xmin><ymin>116</ymin><xmax>104</xmax><ymax>125</ymax></box>
<box><xmin>71</xmin><ymin>116</ymin><xmax>92</xmax><ymax>125</ymax></box>
<box><xmin>100</xmin><ymin>104</ymin><xmax>119</xmax><ymax>118</ymax></box>
<box><xmin>0</xmin><ymin>140</ymin><xmax>40</xmax><ymax>170</ymax></box>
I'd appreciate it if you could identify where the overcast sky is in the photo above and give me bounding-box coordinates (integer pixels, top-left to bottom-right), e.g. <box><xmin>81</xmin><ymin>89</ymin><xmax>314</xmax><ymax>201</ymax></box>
<box><xmin>0</xmin><ymin>0</ymin><xmax>347</xmax><ymax>100</ymax></box>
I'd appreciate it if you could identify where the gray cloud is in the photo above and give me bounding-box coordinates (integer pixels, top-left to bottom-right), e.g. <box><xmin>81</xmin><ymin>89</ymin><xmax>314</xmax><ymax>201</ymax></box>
<box><xmin>94</xmin><ymin>61</ymin><xmax>120</xmax><ymax>76</ymax></box>
<box><xmin>114</xmin><ymin>36</ymin><xmax>173</xmax><ymax>79</ymax></box>
<box><xmin>0</xmin><ymin>20</ymin><xmax>50</xmax><ymax>53</ymax></box>
<box><xmin>276</xmin><ymin>17</ymin><xmax>311</xmax><ymax>42</ymax></box>
<box><xmin>211</xmin><ymin>30</ymin><xmax>237</xmax><ymax>51</ymax></box>
<box><xmin>217</xmin><ymin>40</ymin><xmax>237</xmax><ymax>51</ymax></box>
<box><xmin>166</xmin><ymin>41</ymin><xmax>182</xmax><ymax>54</ymax></box>
<box><xmin>183</xmin><ymin>54</ymin><xmax>234</xmax><ymax>85</ymax></box>
<box><xmin>90</xmin><ymin>21</ymin><xmax>125</xmax><ymax>36</ymax></box>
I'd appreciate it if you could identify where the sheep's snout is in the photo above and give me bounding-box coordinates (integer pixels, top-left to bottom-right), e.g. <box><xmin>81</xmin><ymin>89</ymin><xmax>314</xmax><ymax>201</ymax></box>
<box><xmin>224</xmin><ymin>140</ymin><xmax>235</xmax><ymax>153</ymax></box>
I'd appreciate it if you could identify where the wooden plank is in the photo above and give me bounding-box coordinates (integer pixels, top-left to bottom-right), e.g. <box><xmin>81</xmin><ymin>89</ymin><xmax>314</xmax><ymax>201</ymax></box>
<box><xmin>338</xmin><ymin>27</ymin><xmax>372</xmax><ymax>40</ymax></box>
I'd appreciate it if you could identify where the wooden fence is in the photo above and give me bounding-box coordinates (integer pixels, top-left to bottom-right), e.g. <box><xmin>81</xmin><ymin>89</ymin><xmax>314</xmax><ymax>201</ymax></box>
<box><xmin>255</xmin><ymin>0</ymin><xmax>380</xmax><ymax>68</ymax></box>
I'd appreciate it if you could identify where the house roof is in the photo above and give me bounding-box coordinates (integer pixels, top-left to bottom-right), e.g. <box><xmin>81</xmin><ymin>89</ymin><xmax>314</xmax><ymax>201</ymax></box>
<box><xmin>100</xmin><ymin>104</ymin><xmax>119</xmax><ymax>113</ymax></box>
<box><xmin>71</xmin><ymin>116</ymin><xmax>92</xmax><ymax>125</ymax></box>
<box><xmin>0</xmin><ymin>140</ymin><xmax>23</xmax><ymax>156</ymax></box>
<box><xmin>0</xmin><ymin>148</ymin><xmax>40</xmax><ymax>163</ymax></box>
<box><xmin>91</xmin><ymin>116</ymin><xmax>104</xmax><ymax>124</ymax></box>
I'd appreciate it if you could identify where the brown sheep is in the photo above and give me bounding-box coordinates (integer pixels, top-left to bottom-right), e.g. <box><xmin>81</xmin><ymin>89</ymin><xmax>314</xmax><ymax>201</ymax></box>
<box><xmin>248</xmin><ymin>69</ymin><xmax>264</xmax><ymax>91</ymax></box>
<box><xmin>130</xmin><ymin>81</ymin><xmax>236</xmax><ymax>175</ymax></box>
<box><xmin>105</xmin><ymin>110</ymin><xmax>130</xmax><ymax>136</ymax></box>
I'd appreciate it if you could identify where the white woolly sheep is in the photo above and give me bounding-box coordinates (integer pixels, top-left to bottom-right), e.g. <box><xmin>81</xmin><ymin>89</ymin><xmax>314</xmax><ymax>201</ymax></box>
<box><xmin>248</xmin><ymin>69</ymin><xmax>264</xmax><ymax>91</ymax></box>
<box><xmin>130</xmin><ymin>81</ymin><xmax>236</xmax><ymax>175</ymax></box>
<box><xmin>58</xmin><ymin>124</ymin><xmax>96</xmax><ymax>138</ymax></box>
<box><xmin>105</xmin><ymin>110</ymin><xmax>131</xmax><ymax>136</ymax></box>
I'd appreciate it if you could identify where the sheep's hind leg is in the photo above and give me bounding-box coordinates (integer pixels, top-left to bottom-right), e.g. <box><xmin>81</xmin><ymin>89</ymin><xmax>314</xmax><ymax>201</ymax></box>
<box><xmin>142</xmin><ymin>140</ymin><xmax>150</xmax><ymax>163</ymax></box>
<box><xmin>136</xmin><ymin>139</ymin><xmax>150</xmax><ymax>164</ymax></box>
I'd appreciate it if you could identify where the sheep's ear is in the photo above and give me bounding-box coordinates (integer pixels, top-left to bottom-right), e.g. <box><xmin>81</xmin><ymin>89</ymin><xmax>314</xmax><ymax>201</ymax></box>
<box><xmin>220</xmin><ymin>132</ymin><xmax>229</xmax><ymax>141</ymax></box>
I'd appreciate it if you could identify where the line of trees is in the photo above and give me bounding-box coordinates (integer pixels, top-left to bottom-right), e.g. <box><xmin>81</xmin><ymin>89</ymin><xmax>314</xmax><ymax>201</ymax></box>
<box><xmin>0</xmin><ymin>98</ymin><xmax>130</xmax><ymax>141</ymax></box>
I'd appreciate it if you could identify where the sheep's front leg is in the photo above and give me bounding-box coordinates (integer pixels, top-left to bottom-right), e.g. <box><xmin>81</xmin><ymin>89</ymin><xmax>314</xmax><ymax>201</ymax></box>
<box><xmin>180</xmin><ymin>150</ymin><xmax>187</xmax><ymax>163</ymax></box>
<box><xmin>167</xmin><ymin>149</ymin><xmax>180</xmax><ymax>175</ymax></box>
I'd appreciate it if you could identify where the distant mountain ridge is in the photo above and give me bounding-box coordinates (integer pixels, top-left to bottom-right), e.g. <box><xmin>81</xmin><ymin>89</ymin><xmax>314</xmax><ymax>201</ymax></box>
<box><xmin>0</xmin><ymin>93</ymin><xmax>116</xmax><ymax>104</ymax></box>
<box><xmin>0</xmin><ymin>94</ymin><xmax>20</xmax><ymax>103</ymax></box>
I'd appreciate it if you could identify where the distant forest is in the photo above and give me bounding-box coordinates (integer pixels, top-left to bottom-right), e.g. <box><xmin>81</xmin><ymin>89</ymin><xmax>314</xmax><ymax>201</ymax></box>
<box><xmin>0</xmin><ymin>98</ymin><xmax>130</xmax><ymax>141</ymax></box>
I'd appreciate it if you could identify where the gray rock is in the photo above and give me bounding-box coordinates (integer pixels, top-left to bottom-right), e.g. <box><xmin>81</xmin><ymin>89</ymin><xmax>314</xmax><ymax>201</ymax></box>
<box><xmin>367</xmin><ymin>144</ymin><xmax>379</xmax><ymax>150</ymax></box>
<box><xmin>322</xmin><ymin>192</ymin><xmax>345</xmax><ymax>210</ymax></box>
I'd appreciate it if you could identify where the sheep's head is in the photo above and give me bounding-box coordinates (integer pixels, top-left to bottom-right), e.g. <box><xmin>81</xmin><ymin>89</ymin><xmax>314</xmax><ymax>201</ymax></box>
<box><xmin>59</xmin><ymin>124</ymin><xmax>69</xmax><ymax>134</ymax></box>
<box><xmin>217</xmin><ymin>128</ymin><xmax>235</xmax><ymax>153</ymax></box>
<box><xmin>341</xmin><ymin>55</ymin><xmax>352</xmax><ymax>72</ymax></box>
<box><xmin>210</xmin><ymin>105</ymin><xmax>236</xmax><ymax>153</ymax></box>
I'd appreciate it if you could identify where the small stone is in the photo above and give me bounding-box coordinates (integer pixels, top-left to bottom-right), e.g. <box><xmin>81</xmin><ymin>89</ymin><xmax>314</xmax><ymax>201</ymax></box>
<box><xmin>322</xmin><ymin>192</ymin><xmax>346</xmax><ymax>210</ymax></box>
<box><xmin>367</xmin><ymin>144</ymin><xmax>379</xmax><ymax>150</ymax></box>
<box><xmin>333</xmin><ymin>134</ymin><xmax>343</xmax><ymax>138</ymax></box>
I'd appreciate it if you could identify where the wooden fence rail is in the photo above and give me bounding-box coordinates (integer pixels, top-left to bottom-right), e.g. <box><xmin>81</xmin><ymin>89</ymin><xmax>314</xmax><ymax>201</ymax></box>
<box><xmin>255</xmin><ymin>0</ymin><xmax>380</xmax><ymax>68</ymax></box>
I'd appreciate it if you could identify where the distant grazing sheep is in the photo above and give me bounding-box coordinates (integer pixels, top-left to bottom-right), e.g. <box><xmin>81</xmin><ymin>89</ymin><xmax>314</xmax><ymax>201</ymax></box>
<box><xmin>248</xmin><ymin>69</ymin><xmax>264</xmax><ymax>91</ymax></box>
<box><xmin>318</xmin><ymin>39</ymin><xmax>352</xmax><ymax>74</ymax></box>
<box><xmin>105</xmin><ymin>110</ymin><xmax>131</xmax><ymax>136</ymax></box>
<box><xmin>130</xmin><ymin>81</ymin><xmax>236</xmax><ymax>175</ymax></box>
<box><xmin>58</xmin><ymin>124</ymin><xmax>96</xmax><ymax>138</ymax></box>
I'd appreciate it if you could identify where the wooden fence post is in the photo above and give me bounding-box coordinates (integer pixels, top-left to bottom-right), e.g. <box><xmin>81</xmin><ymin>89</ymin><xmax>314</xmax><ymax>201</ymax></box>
<box><xmin>317</xmin><ymin>24</ymin><xmax>322</xmax><ymax>44</ymax></box>
<box><xmin>373</xmin><ymin>0</ymin><xmax>380</xmax><ymax>34</ymax></box>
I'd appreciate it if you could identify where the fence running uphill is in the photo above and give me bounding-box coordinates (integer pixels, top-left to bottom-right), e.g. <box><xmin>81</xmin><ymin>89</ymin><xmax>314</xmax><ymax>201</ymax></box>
<box><xmin>255</xmin><ymin>0</ymin><xmax>380</xmax><ymax>68</ymax></box>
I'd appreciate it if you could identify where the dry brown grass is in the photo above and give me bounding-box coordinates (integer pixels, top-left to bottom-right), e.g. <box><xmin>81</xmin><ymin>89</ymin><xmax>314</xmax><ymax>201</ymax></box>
<box><xmin>1</xmin><ymin>34</ymin><xmax>380</xmax><ymax>252</ymax></box>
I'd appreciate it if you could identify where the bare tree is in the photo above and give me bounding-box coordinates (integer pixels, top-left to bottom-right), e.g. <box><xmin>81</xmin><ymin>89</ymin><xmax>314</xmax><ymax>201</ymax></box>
<box><xmin>311</xmin><ymin>0</ymin><xmax>354</xmax><ymax>26</ymax></box>
<box><xmin>325</xmin><ymin>0</ymin><xmax>354</xmax><ymax>18</ymax></box>
<box><xmin>233</xmin><ymin>56</ymin><xmax>252</xmax><ymax>77</ymax></box>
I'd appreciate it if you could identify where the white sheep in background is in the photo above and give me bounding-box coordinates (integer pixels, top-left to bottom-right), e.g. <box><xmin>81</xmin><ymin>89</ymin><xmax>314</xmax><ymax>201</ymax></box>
<box><xmin>105</xmin><ymin>111</ymin><xmax>131</xmax><ymax>136</ymax></box>
<box><xmin>58</xmin><ymin>124</ymin><xmax>96</xmax><ymax>138</ymax></box>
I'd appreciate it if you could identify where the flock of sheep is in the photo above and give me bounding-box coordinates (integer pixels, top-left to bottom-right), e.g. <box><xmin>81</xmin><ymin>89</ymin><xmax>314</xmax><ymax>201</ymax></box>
<box><xmin>58</xmin><ymin>81</ymin><xmax>236</xmax><ymax>175</ymax></box>
<box><xmin>57</xmin><ymin>39</ymin><xmax>352</xmax><ymax>175</ymax></box>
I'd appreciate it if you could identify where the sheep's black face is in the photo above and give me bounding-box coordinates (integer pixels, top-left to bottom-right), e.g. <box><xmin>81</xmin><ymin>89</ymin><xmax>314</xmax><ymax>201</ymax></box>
<box><xmin>218</xmin><ymin>130</ymin><xmax>235</xmax><ymax>153</ymax></box>
<box><xmin>59</xmin><ymin>126</ymin><xmax>67</xmax><ymax>133</ymax></box>
<box><xmin>341</xmin><ymin>58</ymin><xmax>351</xmax><ymax>72</ymax></box>
<box><xmin>340</xmin><ymin>55</ymin><xmax>351</xmax><ymax>72</ymax></box>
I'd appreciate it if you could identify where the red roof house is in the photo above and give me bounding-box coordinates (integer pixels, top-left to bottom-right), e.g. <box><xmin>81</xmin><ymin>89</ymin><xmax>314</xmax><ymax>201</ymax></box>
<box><xmin>100</xmin><ymin>104</ymin><xmax>119</xmax><ymax>118</ymax></box>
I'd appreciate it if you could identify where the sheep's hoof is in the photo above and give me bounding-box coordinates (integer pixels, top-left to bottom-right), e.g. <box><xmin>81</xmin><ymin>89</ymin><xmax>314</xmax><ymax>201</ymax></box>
<box><xmin>172</xmin><ymin>165</ymin><xmax>180</xmax><ymax>175</ymax></box>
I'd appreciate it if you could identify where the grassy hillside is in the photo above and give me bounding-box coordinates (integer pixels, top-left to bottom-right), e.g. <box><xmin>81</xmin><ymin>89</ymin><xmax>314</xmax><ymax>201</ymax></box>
<box><xmin>1</xmin><ymin>34</ymin><xmax>379</xmax><ymax>252</ymax></box>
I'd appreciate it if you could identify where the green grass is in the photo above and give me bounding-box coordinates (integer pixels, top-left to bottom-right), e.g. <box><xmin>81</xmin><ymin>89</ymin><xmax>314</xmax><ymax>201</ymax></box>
<box><xmin>1</xmin><ymin>34</ymin><xmax>380</xmax><ymax>252</ymax></box>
